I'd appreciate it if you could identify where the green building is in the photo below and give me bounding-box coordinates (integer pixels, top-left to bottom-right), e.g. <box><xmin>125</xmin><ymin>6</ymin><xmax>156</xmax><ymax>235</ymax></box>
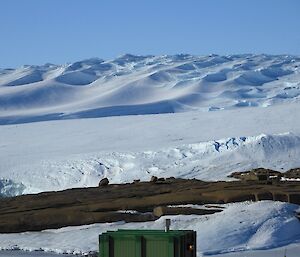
<box><xmin>99</xmin><ymin>226</ymin><xmax>196</xmax><ymax>257</ymax></box>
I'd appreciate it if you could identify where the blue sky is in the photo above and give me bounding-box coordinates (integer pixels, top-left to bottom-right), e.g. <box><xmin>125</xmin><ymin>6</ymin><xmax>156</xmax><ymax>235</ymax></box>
<box><xmin>1</xmin><ymin>0</ymin><xmax>300</xmax><ymax>67</ymax></box>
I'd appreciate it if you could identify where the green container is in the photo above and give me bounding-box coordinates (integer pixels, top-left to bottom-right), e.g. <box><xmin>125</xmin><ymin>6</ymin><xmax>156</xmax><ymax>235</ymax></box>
<box><xmin>99</xmin><ymin>229</ymin><xmax>196</xmax><ymax>257</ymax></box>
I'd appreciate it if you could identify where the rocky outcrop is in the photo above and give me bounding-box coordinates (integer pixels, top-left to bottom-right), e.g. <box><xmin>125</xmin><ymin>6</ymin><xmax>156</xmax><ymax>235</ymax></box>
<box><xmin>0</xmin><ymin>178</ymin><xmax>300</xmax><ymax>233</ymax></box>
<box><xmin>285</xmin><ymin>168</ymin><xmax>300</xmax><ymax>179</ymax></box>
<box><xmin>229</xmin><ymin>167</ymin><xmax>300</xmax><ymax>181</ymax></box>
<box><xmin>228</xmin><ymin>168</ymin><xmax>282</xmax><ymax>181</ymax></box>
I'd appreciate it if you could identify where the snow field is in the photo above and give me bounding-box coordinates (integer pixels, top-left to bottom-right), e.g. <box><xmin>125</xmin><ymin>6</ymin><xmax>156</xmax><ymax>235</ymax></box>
<box><xmin>2</xmin><ymin>132</ymin><xmax>300</xmax><ymax>196</ymax></box>
<box><xmin>0</xmin><ymin>100</ymin><xmax>300</xmax><ymax>196</ymax></box>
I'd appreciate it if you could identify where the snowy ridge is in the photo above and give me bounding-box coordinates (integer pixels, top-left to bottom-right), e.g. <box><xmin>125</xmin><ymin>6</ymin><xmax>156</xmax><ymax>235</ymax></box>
<box><xmin>0</xmin><ymin>201</ymin><xmax>299</xmax><ymax>256</ymax></box>
<box><xmin>1</xmin><ymin>132</ymin><xmax>300</xmax><ymax>197</ymax></box>
<box><xmin>1</xmin><ymin>54</ymin><xmax>300</xmax><ymax>124</ymax></box>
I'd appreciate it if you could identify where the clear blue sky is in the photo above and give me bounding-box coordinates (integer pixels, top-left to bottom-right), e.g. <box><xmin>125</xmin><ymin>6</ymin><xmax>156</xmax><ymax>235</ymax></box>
<box><xmin>1</xmin><ymin>0</ymin><xmax>300</xmax><ymax>68</ymax></box>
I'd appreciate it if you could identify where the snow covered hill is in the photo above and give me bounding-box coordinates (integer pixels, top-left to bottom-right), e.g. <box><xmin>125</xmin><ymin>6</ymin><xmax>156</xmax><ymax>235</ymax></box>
<box><xmin>0</xmin><ymin>54</ymin><xmax>300</xmax><ymax>124</ymax></box>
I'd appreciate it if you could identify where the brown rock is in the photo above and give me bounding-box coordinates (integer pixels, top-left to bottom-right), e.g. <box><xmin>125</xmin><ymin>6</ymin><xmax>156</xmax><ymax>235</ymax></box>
<box><xmin>150</xmin><ymin>176</ymin><xmax>158</xmax><ymax>182</ymax></box>
<box><xmin>168</xmin><ymin>176</ymin><xmax>176</xmax><ymax>180</ymax></box>
<box><xmin>99</xmin><ymin>178</ymin><xmax>109</xmax><ymax>187</ymax></box>
<box><xmin>228</xmin><ymin>168</ymin><xmax>281</xmax><ymax>181</ymax></box>
<box><xmin>153</xmin><ymin>206</ymin><xmax>223</xmax><ymax>218</ymax></box>
<box><xmin>284</xmin><ymin>168</ymin><xmax>300</xmax><ymax>179</ymax></box>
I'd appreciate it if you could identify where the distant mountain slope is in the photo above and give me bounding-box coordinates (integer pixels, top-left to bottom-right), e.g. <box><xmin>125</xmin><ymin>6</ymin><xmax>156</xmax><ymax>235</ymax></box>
<box><xmin>0</xmin><ymin>54</ymin><xmax>299</xmax><ymax>124</ymax></box>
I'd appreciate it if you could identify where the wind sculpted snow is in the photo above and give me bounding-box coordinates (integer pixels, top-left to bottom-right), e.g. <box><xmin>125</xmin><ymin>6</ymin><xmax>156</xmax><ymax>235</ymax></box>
<box><xmin>0</xmin><ymin>54</ymin><xmax>300</xmax><ymax>124</ymax></box>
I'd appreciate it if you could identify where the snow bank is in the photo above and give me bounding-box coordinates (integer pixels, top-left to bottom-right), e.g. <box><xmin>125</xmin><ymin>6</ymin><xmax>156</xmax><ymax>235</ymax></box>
<box><xmin>208</xmin><ymin>243</ymin><xmax>300</xmax><ymax>257</ymax></box>
<box><xmin>0</xmin><ymin>201</ymin><xmax>299</xmax><ymax>256</ymax></box>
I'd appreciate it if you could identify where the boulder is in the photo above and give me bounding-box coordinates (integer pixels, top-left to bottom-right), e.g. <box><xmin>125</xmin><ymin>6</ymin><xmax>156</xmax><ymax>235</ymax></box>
<box><xmin>166</xmin><ymin>176</ymin><xmax>176</xmax><ymax>181</ymax></box>
<box><xmin>99</xmin><ymin>178</ymin><xmax>109</xmax><ymax>187</ymax></box>
<box><xmin>150</xmin><ymin>176</ymin><xmax>158</xmax><ymax>182</ymax></box>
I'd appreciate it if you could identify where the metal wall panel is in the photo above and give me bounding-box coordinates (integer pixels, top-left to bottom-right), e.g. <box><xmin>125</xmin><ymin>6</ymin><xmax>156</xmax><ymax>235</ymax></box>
<box><xmin>99</xmin><ymin>234</ymin><xmax>110</xmax><ymax>257</ymax></box>
<box><xmin>146</xmin><ymin>237</ymin><xmax>170</xmax><ymax>257</ymax></box>
<box><xmin>114</xmin><ymin>237</ymin><xmax>136</xmax><ymax>257</ymax></box>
